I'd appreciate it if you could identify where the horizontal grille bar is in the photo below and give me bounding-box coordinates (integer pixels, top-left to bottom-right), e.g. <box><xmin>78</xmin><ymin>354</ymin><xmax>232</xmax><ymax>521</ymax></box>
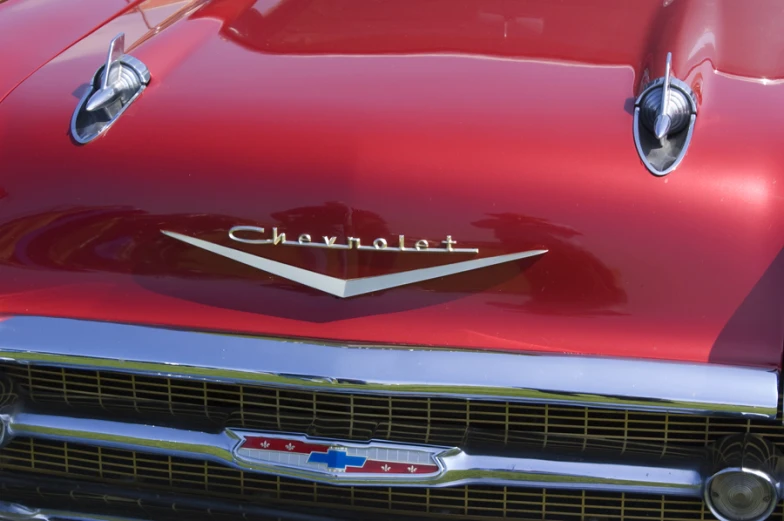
<box><xmin>1</xmin><ymin>405</ymin><xmax>707</xmax><ymax>493</ymax></box>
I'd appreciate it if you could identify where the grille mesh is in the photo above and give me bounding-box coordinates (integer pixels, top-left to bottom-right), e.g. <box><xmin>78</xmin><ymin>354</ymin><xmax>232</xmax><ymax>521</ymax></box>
<box><xmin>3</xmin><ymin>364</ymin><xmax>783</xmax><ymax>452</ymax></box>
<box><xmin>2</xmin><ymin>363</ymin><xmax>784</xmax><ymax>520</ymax></box>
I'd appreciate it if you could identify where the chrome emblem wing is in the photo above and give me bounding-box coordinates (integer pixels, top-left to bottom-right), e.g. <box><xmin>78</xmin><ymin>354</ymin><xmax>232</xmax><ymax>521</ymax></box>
<box><xmin>162</xmin><ymin>230</ymin><xmax>547</xmax><ymax>298</ymax></box>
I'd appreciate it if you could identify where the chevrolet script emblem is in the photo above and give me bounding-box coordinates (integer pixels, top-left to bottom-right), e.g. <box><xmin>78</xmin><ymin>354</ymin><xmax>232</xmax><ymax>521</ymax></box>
<box><xmin>162</xmin><ymin>227</ymin><xmax>547</xmax><ymax>298</ymax></box>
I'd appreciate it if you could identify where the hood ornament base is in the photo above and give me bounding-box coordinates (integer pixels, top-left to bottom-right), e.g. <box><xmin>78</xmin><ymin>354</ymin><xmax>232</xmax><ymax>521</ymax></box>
<box><xmin>71</xmin><ymin>33</ymin><xmax>150</xmax><ymax>144</ymax></box>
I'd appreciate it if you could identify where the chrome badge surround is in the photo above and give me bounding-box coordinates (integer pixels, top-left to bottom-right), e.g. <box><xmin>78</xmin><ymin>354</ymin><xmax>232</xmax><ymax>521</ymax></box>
<box><xmin>231</xmin><ymin>431</ymin><xmax>446</xmax><ymax>480</ymax></box>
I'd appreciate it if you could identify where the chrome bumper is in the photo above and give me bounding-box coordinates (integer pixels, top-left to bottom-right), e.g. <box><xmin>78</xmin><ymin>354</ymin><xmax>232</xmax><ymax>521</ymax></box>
<box><xmin>0</xmin><ymin>316</ymin><xmax>777</xmax><ymax>417</ymax></box>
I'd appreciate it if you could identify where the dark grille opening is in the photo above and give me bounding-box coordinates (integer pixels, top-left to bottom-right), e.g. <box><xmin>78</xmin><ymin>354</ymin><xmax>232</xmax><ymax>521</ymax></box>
<box><xmin>0</xmin><ymin>478</ymin><xmax>381</xmax><ymax>521</ymax></box>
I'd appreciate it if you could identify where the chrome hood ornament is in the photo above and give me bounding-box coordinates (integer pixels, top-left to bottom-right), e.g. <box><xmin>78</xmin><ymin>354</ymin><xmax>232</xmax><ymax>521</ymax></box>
<box><xmin>71</xmin><ymin>33</ymin><xmax>150</xmax><ymax>144</ymax></box>
<box><xmin>633</xmin><ymin>52</ymin><xmax>698</xmax><ymax>176</ymax></box>
<box><xmin>162</xmin><ymin>229</ymin><xmax>547</xmax><ymax>298</ymax></box>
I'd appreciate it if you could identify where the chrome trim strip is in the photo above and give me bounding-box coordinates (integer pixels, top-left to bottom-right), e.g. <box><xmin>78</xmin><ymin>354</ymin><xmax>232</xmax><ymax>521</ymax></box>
<box><xmin>0</xmin><ymin>316</ymin><xmax>776</xmax><ymax>418</ymax></box>
<box><xmin>3</xmin><ymin>410</ymin><xmax>706</xmax><ymax>494</ymax></box>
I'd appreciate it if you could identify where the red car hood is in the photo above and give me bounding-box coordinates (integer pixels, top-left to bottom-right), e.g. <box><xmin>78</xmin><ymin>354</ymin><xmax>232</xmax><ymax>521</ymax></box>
<box><xmin>1</xmin><ymin>0</ymin><xmax>784</xmax><ymax>367</ymax></box>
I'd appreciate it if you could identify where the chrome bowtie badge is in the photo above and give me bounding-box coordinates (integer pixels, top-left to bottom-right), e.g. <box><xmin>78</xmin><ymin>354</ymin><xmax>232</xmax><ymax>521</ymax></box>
<box><xmin>232</xmin><ymin>432</ymin><xmax>444</xmax><ymax>479</ymax></box>
<box><xmin>161</xmin><ymin>227</ymin><xmax>547</xmax><ymax>298</ymax></box>
<box><xmin>633</xmin><ymin>52</ymin><xmax>698</xmax><ymax>176</ymax></box>
<box><xmin>71</xmin><ymin>33</ymin><xmax>150</xmax><ymax>144</ymax></box>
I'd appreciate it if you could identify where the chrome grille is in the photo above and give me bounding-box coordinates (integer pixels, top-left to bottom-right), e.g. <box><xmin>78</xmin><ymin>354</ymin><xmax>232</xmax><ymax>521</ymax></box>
<box><xmin>3</xmin><ymin>363</ymin><xmax>784</xmax><ymax>520</ymax></box>
<box><xmin>3</xmin><ymin>364</ymin><xmax>783</xmax><ymax>452</ymax></box>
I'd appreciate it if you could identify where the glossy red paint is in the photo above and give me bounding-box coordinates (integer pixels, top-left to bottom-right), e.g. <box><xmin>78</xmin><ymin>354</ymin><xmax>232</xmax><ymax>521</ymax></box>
<box><xmin>1</xmin><ymin>0</ymin><xmax>783</xmax><ymax>367</ymax></box>
<box><xmin>0</xmin><ymin>0</ymin><xmax>143</xmax><ymax>103</ymax></box>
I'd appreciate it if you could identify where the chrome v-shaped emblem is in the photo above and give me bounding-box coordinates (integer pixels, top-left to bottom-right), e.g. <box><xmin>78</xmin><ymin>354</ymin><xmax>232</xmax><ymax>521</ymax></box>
<box><xmin>162</xmin><ymin>231</ymin><xmax>547</xmax><ymax>298</ymax></box>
